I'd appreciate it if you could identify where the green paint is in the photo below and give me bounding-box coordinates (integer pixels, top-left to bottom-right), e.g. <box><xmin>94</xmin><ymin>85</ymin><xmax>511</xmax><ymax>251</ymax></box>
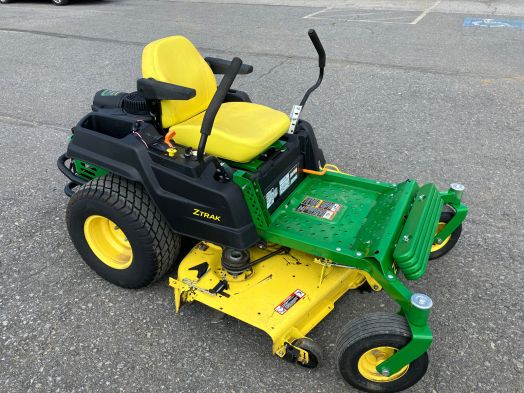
<box><xmin>73</xmin><ymin>159</ymin><xmax>109</xmax><ymax>181</ymax></box>
<box><xmin>232</xmin><ymin>170</ymin><xmax>271</xmax><ymax>229</ymax></box>
<box><xmin>435</xmin><ymin>187</ymin><xmax>469</xmax><ymax>243</ymax></box>
<box><xmin>376</xmin><ymin>322</ymin><xmax>433</xmax><ymax>375</ymax></box>
<box><xmin>394</xmin><ymin>183</ymin><xmax>444</xmax><ymax>280</ymax></box>
<box><xmin>232</xmin><ymin>168</ymin><xmax>468</xmax><ymax>372</ymax></box>
<box><xmin>100</xmin><ymin>89</ymin><xmax>123</xmax><ymax>97</ymax></box>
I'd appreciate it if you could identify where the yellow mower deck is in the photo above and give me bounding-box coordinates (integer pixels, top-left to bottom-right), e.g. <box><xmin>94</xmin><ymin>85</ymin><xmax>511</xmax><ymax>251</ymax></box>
<box><xmin>169</xmin><ymin>242</ymin><xmax>380</xmax><ymax>359</ymax></box>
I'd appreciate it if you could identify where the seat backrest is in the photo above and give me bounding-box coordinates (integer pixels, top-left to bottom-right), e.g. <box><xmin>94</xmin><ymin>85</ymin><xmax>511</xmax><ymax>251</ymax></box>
<box><xmin>142</xmin><ymin>36</ymin><xmax>217</xmax><ymax>128</ymax></box>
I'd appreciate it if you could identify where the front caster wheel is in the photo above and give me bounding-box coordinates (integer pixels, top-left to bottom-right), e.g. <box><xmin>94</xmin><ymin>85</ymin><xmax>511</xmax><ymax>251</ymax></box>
<box><xmin>66</xmin><ymin>174</ymin><xmax>181</xmax><ymax>288</ymax></box>
<box><xmin>292</xmin><ymin>338</ymin><xmax>323</xmax><ymax>368</ymax></box>
<box><xmin>284</xmin><ymin>338</ymin><xmax>323</xmax><ymax>368</ymax></box>
<box><xmin>336</xmin><ymin>312</ymin><xmax>429</xmax><ymax>393</ymax></box>
<box><xmin>429</xmin><ymin>211</ymin><xmax>462</xmax><ymax>260</ymax></box>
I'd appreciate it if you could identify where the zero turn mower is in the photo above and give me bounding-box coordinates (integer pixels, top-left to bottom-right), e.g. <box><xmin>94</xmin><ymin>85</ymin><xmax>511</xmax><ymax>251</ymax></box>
<box><xmin>58</xmin><ymin>30</ymin><xmax>467</xmax><ymax>392</ymax></box>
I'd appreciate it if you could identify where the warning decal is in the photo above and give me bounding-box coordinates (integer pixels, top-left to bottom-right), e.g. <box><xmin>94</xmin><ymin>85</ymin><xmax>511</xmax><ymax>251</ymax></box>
<box><xmin>296</xmin><ymin>196</ymin><xmax>341</xmax><ymax>220</ymax></box>
<box><xmin>274</xmin><ymin>289</ymin><xmax>306</xmax><ymax>315</ymax></box>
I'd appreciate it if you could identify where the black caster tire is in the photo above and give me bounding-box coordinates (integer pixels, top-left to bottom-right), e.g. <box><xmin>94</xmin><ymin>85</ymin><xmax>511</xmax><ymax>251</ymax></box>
<box><xmin>66</xmin><ymin>174</ymin><xmax>180</xmax><ymax>289</ymax></box>
<box><xmin>52</xmin><ymin>0</ymin><xmax>69</xmax><ymax>5</ymax></box>
<box><xmin>429</xmin><ymin>211</ymin><xmax>462</xmax><ymax>260</ymax></box>
<box><xmin>293</xmin><ymin>338</ymin><xmax>323</xmax><ymax>369</ymax></box>
<box><xmin>336</xmin><ymin>312</ymin><xmax>429</xmax><ymax>393</ymax></box>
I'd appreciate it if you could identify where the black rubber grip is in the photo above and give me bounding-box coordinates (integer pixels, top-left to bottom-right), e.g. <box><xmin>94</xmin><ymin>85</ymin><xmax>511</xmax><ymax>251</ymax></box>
<box><xmin>308</xmin><ymin>29</ymin><xmax>326</xmax><ymax>69</ymax></box>
<box><xmin>200</xmin><ymin>57</ymin><xmax>243</xmax><ymax>137</ymax></box>
<box><xmin>205</xmin><ymin>57</ymin><xmax>253</xmax><ymax>75</ymax></box>
<box><xmin>197</xmin><ymin>57</ymin><xmax>243</xmax><ymax>160</ymax></box>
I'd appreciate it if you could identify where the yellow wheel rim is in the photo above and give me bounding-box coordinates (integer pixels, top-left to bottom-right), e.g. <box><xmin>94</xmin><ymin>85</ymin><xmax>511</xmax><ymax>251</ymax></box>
<box><xmin>357</xmin><ymin>346</ymin><xmax>409</xmax><ymax>382</ymax></box>
<box><xmin>431</xmin><ymin>222</ymin><xmax>451</xmax><ymax>252</ymax></box>
<box><xmin>84</xmin><ymin>215</ymin><xmax>133</xmax><ymax>270</ymax></box>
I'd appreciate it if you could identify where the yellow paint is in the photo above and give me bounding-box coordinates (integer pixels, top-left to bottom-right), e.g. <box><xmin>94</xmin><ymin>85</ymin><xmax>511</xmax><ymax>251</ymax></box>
<box><xmin>169</xmin><ymin>102</ymin><xmax>290</xmax><ymax>163</ymax></box>
<box><xmin>83</xmin><ymin>215</ymin><xmax>133</xmax><ymax>269</ymax></box>
<box><xmin>192</xmin><ymin>208</ymin><xmax>221</xmax><ymax>222</ymax></box>
<box><xmin>431</xmin><ymin>221</ymin><xmax>451</xmax><ymax>252</ymax></box>
<box><xmin>169</xmin><ymin>242</ymin><xmax>368</xmax><ymax>360</ymax></box>
<box><xmin>142</xmin><ymin>36</ymin><xmax>217</xmax><ymax>129</ymax></box>
<box><xmin>142</xmin><ymin>35</ymin><xmax>290</xmax><ymax>162</ymax></box>
<box><xmin>358</xmin><ymin>346</ymin><xmax>409</xmax><ymax>382</ymax></box>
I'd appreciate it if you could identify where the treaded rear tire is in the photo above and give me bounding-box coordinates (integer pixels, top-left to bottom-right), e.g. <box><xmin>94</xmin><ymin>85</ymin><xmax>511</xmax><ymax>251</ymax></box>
<box><xmin>336</xmin><ymin>312</ymin><xmax>429</xmax><ymax>393</ymax></box>
<box><xmin>66</xmin><ymin>174</ymin><xmax>180</xmax><ymax>288</ymax></box>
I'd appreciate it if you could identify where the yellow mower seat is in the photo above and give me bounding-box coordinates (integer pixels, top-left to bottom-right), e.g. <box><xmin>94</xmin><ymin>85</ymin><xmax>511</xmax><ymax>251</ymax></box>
<box><xmin>142</xmin><ymin>35</ymin><xmax>290</xmax><ymax>163</ymax></box>
<box><xmin>170</xmin><ymin>102</ymin><xmax>290</xmax><ymax>163</ymax></box>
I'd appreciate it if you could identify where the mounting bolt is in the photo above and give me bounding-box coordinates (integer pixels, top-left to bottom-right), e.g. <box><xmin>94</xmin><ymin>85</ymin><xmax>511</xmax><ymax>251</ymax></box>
<box><xmin>356</xmin><ymin>251</ymin><xmax>362</xmax><ymax>257</ymax></box>
<box><xmin>336</xmin><ymin>247</ymin><xmax>342</xmax><ymax>252</ymax></box>
<box><xmin>373</xmin><ymin>285</ymin><xmax>379</xmax><ymax>290</ymax></box>
<box><xmin>436</xmin><ymin>238</ymin><xmax>443</xmax><ymax>244</ymax></box>
<box><xmin>450</xmin><ymin>183</ymin><xmax>465</xmax><ymax>200</ymax></box>
<box><xmin>381</xmin><ymin>368</ymin><xmax>390</xmax><ymax>377</ymax></box>
<box><xmin>403</xmin><ymin>235</ymin><xmax>410</xmax><ymax>242</ymax></box>
<box><xmin>411</xmin><ymin>293</ymin><xmax>433</xmax><ymax>310</ymax></box>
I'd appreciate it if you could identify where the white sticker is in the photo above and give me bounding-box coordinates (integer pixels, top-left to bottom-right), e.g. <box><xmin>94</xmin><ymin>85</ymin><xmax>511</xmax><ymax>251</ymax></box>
<box><xmin>279</xmin><ymin>173</ymin><xmax>291</xmax><ymax>195</ymax></box>
<box><xmin>265</xmin><ymin>187</ymin><xmax>279</xmax><ymax>208</ymax></box>
<box><xmin>323</xmin><ymin>210</ymin><xmax>334</xmax><ymax>220</ymax></box>
<box><xmin>289</xmin><ymin>166</ymin><xmax>298</xmax><ymax>183</ymax></box>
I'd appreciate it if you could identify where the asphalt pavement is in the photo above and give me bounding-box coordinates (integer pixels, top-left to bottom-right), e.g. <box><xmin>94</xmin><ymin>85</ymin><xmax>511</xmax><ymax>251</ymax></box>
<box><xmin>0</xmin><ymin>0</ymin><xmax>523</xmax><ymax>392</ymax></box>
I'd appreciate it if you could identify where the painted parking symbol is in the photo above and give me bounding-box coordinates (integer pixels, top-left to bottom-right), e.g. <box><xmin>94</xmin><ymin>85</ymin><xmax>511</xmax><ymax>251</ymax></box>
<box><xmin>464</xmin><ymin>18</ymin><xmax>524</xmax><ymax>29</ymax></box>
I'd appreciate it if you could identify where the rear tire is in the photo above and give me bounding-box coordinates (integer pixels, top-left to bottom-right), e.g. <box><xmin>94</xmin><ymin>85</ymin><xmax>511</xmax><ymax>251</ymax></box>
<box><xmin>66</xmin><ymin>174</ymin><xmax>180</xmax><ymax>288</ymax></box>
<box><xmin>336</xmin><ymin>312</ymin><xmax>429</xmax><ymax>393</ymax></box>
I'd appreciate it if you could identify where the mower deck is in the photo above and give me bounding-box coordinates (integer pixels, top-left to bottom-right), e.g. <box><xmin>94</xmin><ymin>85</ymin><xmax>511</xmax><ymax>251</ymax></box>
<box><xmin>169</xmin><ymin>242</ymin><xmax>376</xmax><ymax>357</ymax></box>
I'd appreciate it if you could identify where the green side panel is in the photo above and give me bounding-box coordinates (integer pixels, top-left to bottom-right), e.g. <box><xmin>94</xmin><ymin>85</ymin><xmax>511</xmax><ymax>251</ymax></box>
<box><xmin>73</xmin><ymin>159</ymin><xmax>109</xmax><ymax>181</ymax></box>
<box><xmin>233</xmin><ymin>170</ymin><xmax>271</xmax><ymax>229</ymax></box>
<box><xmin>394</xmin><ymin>183</ymin><xmax>443</xmax><ymax>280</ymax></box>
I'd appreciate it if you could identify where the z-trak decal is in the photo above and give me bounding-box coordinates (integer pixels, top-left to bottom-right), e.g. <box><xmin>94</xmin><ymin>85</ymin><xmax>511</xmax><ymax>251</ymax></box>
<box><xmin>192</xmin><ymin>208</ymin><xmax>221</xmax><ymax>222</ymax></box>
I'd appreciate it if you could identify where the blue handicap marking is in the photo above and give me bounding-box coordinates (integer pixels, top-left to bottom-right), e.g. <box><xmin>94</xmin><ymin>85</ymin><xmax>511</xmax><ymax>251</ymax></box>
<box><xmin>464</xmin><ymin>17</ymin><xmax>524</xmax><ymax>29</ymax></box>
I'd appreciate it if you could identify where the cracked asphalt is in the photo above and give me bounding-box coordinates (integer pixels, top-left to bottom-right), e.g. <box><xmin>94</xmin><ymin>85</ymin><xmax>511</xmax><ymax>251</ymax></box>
<box><xmin>0</xmin><ymin>0</ymin><xmax>523</xmax><ymax>392</ymax></box>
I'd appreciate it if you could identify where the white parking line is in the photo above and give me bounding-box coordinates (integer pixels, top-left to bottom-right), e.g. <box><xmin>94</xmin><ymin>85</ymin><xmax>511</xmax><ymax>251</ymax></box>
<box><xmin>410</xmin><ymin>0</ymin><xmax>442</xmax><ymax>24</ymax></box>
<box><xmin>303</xmin><ymin>6</ymin><xmax>333</xmax><ymax>19</ymax></box>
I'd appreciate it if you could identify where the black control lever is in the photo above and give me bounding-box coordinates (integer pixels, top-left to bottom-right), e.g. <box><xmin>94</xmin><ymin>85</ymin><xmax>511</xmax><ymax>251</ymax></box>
<box><xmin>289</xmin><ymin>29</ymin><xmax>326</xmax><ymax>133</ymax></box>
<box><xmin>308</xmin><ymin>29</ymin><xmax>326</xmax><ymax>70</ymax></box>
<box><xmin>197</xmin><ymin>57</ymin><xmax>243</xmax><ymax>161</ymax></box>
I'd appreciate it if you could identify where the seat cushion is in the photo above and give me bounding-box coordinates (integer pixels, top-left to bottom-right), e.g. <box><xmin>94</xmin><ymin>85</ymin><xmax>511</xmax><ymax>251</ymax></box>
<box><xmin>169</xmin><ymin>102</ymin><xmax>291</xmax><ymax>163</ymax></box>
<box><xmin>142</xmin><ymin>36</ymin><xmax>217</xmax><ymax>128</ymax></box>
